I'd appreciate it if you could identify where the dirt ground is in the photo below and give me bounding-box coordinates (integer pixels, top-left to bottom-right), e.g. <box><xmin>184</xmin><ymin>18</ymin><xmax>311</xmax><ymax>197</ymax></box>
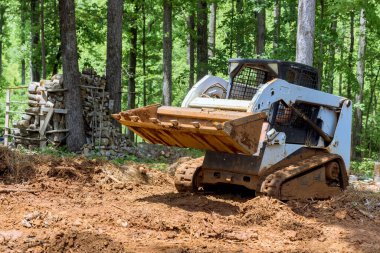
<box><xmin>1</xmin><ymin>147</ymin><xmax>380</xmax><ymax>253</ymax></box>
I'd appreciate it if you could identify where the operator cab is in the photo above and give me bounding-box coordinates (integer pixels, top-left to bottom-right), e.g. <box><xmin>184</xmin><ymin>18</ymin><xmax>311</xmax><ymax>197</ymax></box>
<box><xmin>227</xmin><ymin>58</ymin><xmax>319</xmax><ymax>100</ymax></box>
<box><xmin>227</xmin><ymin>59</ymin><xmax>322</xmax><ymax>146</ymax></box>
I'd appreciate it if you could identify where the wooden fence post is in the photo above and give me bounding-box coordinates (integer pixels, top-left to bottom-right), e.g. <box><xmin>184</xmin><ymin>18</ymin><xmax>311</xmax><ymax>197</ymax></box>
<box><xmin>4</xmin><ymin>89</ymin><xmax>10</xmax><ymax>146</ymax></box>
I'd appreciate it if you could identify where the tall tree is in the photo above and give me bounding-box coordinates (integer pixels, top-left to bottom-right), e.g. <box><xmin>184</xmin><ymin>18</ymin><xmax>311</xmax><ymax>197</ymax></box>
<box><xmin>365</xmin><ymin>67</ymin><xmax>379</xmax><ymax>133</ymax></box>
<box><xmin>58</xmin><ymin>0</ymin><xmax>86</xmax><ymax>151</ymax></box>
<box><xmin>326</xmin><ymin>19</ymin><xmax>337</xmax><ymax>94</ymax></box>
<box><xmin>229</xmin><ymin>0</ymin><xmax>234</xmax><ymax>58</ymax></box>
<box><xmin>52</xmin><ymin>0</ymin><xmax>61</xmax><ymax>76</ymax></box>
<box><xmin>128</xmin><ymin>2</ymin><xmax>138</xmax><ymax>141</ymax></box>
<box><xmin>236</xmin><ymin>0</ymin><xmax>243</xmax><ymax>57</ymax></box>
<box><xmin>316</xmin><ymin>0</ymin><xmax>324</xmax><ymax>83</ymax></box>
<box><xmin>142</xmin><ymin>0</ymin><xmax>147</xmax><ymax>106</ymax></box>
<box><xmin>347</xmin><ymin>11</ymin><xmax>355</xmax><ymax>99</ymax></box>
<box><xmin>41</xmin><ymin>0</ymin><xmax>46</xmax><ymax>79</ymax></box>
<box><xmin>338</xmin><ymin>48</ymin><xmax>343</xmax><ymax>96</ymax></box>
<box><xmin>353</xmin><ymin>8</ymin><xmax>366</xmax><ymax>159</ymax></box>
<box><xmin>163</xmin><ymin>0</ymin><xmax>172</xmax><ymax>105</ymax></box>
<box><xmin>256</xmin><ymin>0</ymin><xmax>266</xmax><ymax>55</ymax></box>
<box><xmin>106</xmin><ymin>0</ymin><xmax>123</xmax><ymax>129</ymax></box>
<box><xmin>273</xmin><ymin>0</ymin><xmax>281</xmax><ymax>53</ymax></box>
<box><xmin>295</xmin><ymin>0</ymin><xmax>316</xmax><ymax>66</ymax></box>
<box><xmin>30</xmin><ymin>0</ymin><xmax>41</xmax><ymax>81</ymax></box>
<box><xmin>20</xmin><ymin>0</ymin><xmax>26</xmax><ymax>84</ymax></box>
<box><xmin>208</xmin><ymin>2</ymin><xmax>216</xmax><ymax>58</ymax></box>
<box><xmin>0</xmin><ymin>5</ymin><xmax>5</xmax><ymax>77</ymax></box>
<box><xmin>187</xmin><ymin>11</ymin><xmax>195</xmax><ymax>88</ymax></box>
<box><xmin>196</xmin><ymin>0</ymin><xmax>208</xmax><ymax>80</ymax></box>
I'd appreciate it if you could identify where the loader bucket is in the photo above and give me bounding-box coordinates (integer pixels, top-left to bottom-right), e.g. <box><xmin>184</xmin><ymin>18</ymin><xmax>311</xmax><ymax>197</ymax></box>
<box><xmin>112</xmin><ymin>104</ymin><xmax>267</xmax><ymax>155</ymax></box>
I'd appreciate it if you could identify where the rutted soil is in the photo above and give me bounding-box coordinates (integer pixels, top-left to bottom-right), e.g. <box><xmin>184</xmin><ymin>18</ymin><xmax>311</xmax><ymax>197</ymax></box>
<box><xmin>0</xmin><ymin>147</ymin><xmax>380</xmax><ymax>253</ymax></box>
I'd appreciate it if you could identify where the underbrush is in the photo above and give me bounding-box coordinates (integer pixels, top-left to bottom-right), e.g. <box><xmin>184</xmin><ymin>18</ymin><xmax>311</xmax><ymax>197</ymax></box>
<box><xmin>350</xmin><ymin>158</ymin><xmax>375</xmax><ymax>179</ymax></box>
<box><xmin>0</xmin><ymin>146</ymin><xmax>37</xmax><ymax>183</ymax></box>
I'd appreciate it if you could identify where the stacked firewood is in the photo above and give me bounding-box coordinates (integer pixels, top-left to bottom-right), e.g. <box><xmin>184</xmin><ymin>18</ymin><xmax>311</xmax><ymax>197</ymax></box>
<box><xmin>80</xmin><ymin>68</ymin><xmax>131</xmax><ymax>157</ymax></box>
<box><xmin>11</xmin><ymin>69</ymin><xmax>131</xmax><ymax>157</ymax></box>
<box><xmin>12</xmin><ymin>75</ymin><xmax>67</xmax><ymax>148</ymax></box>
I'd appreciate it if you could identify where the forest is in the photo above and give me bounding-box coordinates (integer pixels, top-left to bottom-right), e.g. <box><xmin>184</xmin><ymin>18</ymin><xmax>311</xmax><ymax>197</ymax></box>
<box><xmin>1</xmin><ymin>2</ymin><xmax>380</xmax><ymax>251</ymax></box>
<box><xmin>0</xmin><ymin>0</ymin><xmax>379</xmax><ymax>172</ymax></box>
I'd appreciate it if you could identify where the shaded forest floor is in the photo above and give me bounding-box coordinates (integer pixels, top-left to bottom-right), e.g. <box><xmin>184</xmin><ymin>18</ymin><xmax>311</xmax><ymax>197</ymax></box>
<box><xmin>0</xmin><ymin>147</ymin><xmax>380</xmax><ymax>253</ymax></box>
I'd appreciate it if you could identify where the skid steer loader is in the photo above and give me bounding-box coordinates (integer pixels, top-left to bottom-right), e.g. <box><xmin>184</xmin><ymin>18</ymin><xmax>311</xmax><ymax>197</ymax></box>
<box><xmin>112</xmin><ymin>59</ymin><xmax>351</xmax><ymax>200</ymax></box>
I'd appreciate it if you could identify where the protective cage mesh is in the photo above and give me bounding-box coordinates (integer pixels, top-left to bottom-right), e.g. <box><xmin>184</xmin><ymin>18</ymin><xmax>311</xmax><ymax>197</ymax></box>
<box><xmin>275</xmin><ymin>103</ymin><xmax>315</xmax><ymax>128</ymax></box>
<box><xmin>286</xmin><ymin>66</ymin><xmax>319</xmax><ymax>90</ymax></box>
<box><xmin>229</xmin><ymin>67</ymin><xmax>267</xmax><ymax>100</ymax></box>
<box><xmin>274</xmin><ymin>102</ymin><xmax>320</xmax><ymax>145</ymax></box>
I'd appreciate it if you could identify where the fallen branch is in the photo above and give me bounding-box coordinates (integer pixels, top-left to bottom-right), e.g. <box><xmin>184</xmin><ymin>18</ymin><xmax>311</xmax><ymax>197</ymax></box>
<box><xmin>357</xmin><ymin>208</ymin><xmax>374</xmax><ymax>219</ymax></box>
<box><xmin>111</xmin><ymin>204</ymin><xmax>128</xmax><ymax>212</ymax></box>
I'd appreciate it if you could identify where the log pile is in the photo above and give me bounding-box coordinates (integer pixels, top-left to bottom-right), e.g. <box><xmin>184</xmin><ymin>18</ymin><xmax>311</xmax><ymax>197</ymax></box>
<box><xmin>80</xmin><ymin>68</ymin><xmax>131</xmax><ymax>157</ymax></box>
<box><xmin>11</xmin><ymin>69</ymin><xmax>131</xmax><ymax>157</ymax></box>
<box><xmin>11</xmin><ymin>75</ymin><xmax>67</xmax><ymax>149</ymax></box>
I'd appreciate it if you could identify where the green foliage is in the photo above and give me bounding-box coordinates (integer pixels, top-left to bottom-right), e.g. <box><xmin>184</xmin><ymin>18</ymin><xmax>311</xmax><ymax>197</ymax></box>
<box><xmin>30</xmin><ymin>146</ymin><xmax>77</xmax><ymax>158</ymax></box>
<box><xmin>351</xmin><ymin>158</ymin><xmax>375</xmax><ymax>178</ymax></box>
<box><xmin>0</xmin><ymin>0</ymin><xmax>380</xmax><ymax>166</ymax></box>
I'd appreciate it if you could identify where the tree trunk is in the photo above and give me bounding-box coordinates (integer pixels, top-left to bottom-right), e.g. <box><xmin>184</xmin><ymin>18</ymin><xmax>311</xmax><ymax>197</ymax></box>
<box><xmin>273</xmin><ymin>0</ymin><xmax>281</xmax><ymax>53</ymax></box>
<box><xmin>316</xmin><ymin>0</ymin><xmax>324</xmax><ymax>85</ymax></box>
<box><xmin>365</xmin><ymin>67</ymin><xmax>379</xmax><ymax>130</ymax></box>
<box><xmin>347</xmin><ymin>11</ymin><xmax>354</xmax><ymax>99</ymax></box>
<box><xmin>128</xmin><ymin>3</ymin><xmax>137</xmax><ymax>142</ymax></box>
<box><xmin>58</xmin><ymin>0</ymin><xmax>86</xmax><ymax>152</ymax></box>
<box><xmin>52</xmin><ymin>0</ymin><xmax>61</xmax><ymax>75</ymax></box>
<box><xmin>236</xmin><ymin>0</ymin><xmax>243</xmax><ymax>57</ymax></box>
<box><xmin>106</xmin><ymin>0</ymin><xmax>123</xmax><ymax>131</ymax></box>
<box><xmin>208</xmin><ymin>2</ymin><xmax>216</xmax><ymax>58</ymax></box>
<box><xmin>163</xmin><ymin>0</ymin><xmax>172</xmax><ymax>105</ymax></box>
<box><xmin>21</xmin><ymin>0</ymin><xmax>26</xmax><ymax>84</ymax></box>
<box><xmin>353</xmin><ymin>8</ymin><xmax>366</xmax><ymax>159</ymax></box>
<box><xmin>327</xmin><ymin>19</ymin><xmax>337</xmax><ymax>94</ymax></box>
<box><xmin>256</xmin><ymin>0</ymin><xmax>266</xmax><ymax>55</ymax></box>
<box><xmin>295</xmin><ymin>0</ymin><xmax>316</xmax><ymax>66</ymax></box>
<box><xmin>338</xmin><ymin>47</ymin><xmax>343</xmax><ymax>96</ymax></box>
<box><xmin>0</xmin><ymin>6</ymin><xmax>4</xmax><ymax>77</ymax></box>
<box><xmin>187</xmin><ymin>12</ymin><xmax>195</xmax><ymax>89</ymax></box>
<box><xmin>30</xmin><ymin>0</ymin><xmax>41</xmax><ymax>82</ymax></box>
<box><xmin>229</xmin><ymin>0</ymin><xmax>234</xmax><ymax>58</ymax></box>
<box><xmin>142</xmin><ymin>0</ymin><xmax>147</xmax><ymax>106</ymax></box>
<box><xmin>53</xmin><ymin>45</ymin><xmax>61</xmax><ymax>75</ymax></box>
<box><xmin>196</xmin><ymin>0</ymin><xmax>208</xmax><ymax>81</ymax></box>
<box><xmin>40</xmin><ymin>0</ymin><xmax>46</xmax><ymax>79</ymax></box>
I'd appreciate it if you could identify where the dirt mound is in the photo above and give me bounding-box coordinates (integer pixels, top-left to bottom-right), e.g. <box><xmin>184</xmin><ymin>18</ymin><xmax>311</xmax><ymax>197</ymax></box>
<box><xmin>44</xmin><ymin>230</ymin><xmax>124</xmax><ymax>253</ymax></box>
<box><xmin>44</xmin><ymin>157</ymin><xmax>104</xmax><ymax>182</ymax></box>
<box><xmin>0</xmin><ymin>146</ymin><xmax>36</xmax><ymax>183</ymax></box>
<box><xmin>238</xmin><ymin>196</ymin><xmax>322</xmax><ymax>241</ymax></box>
<box><xmin>289</xmin><ymin>187</ymin><xmax>380</xmax><ymax>222</ymax></box>
<box><xmin>239</xmin><ymin>196</ymin><xmax>288</xmax><ymax>225</ymax></box>
<box><xmin>0</xmin><ymin>147</ymin><xmax>172</xmax><ymax>190</ymax></box>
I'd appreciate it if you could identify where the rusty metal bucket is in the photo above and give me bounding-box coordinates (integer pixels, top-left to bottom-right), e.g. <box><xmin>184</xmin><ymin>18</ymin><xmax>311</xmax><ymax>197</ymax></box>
<box><xmin>112</xmin><ymin>104</ymin><xmax>266</xmax><ymax>155</ymax></box>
